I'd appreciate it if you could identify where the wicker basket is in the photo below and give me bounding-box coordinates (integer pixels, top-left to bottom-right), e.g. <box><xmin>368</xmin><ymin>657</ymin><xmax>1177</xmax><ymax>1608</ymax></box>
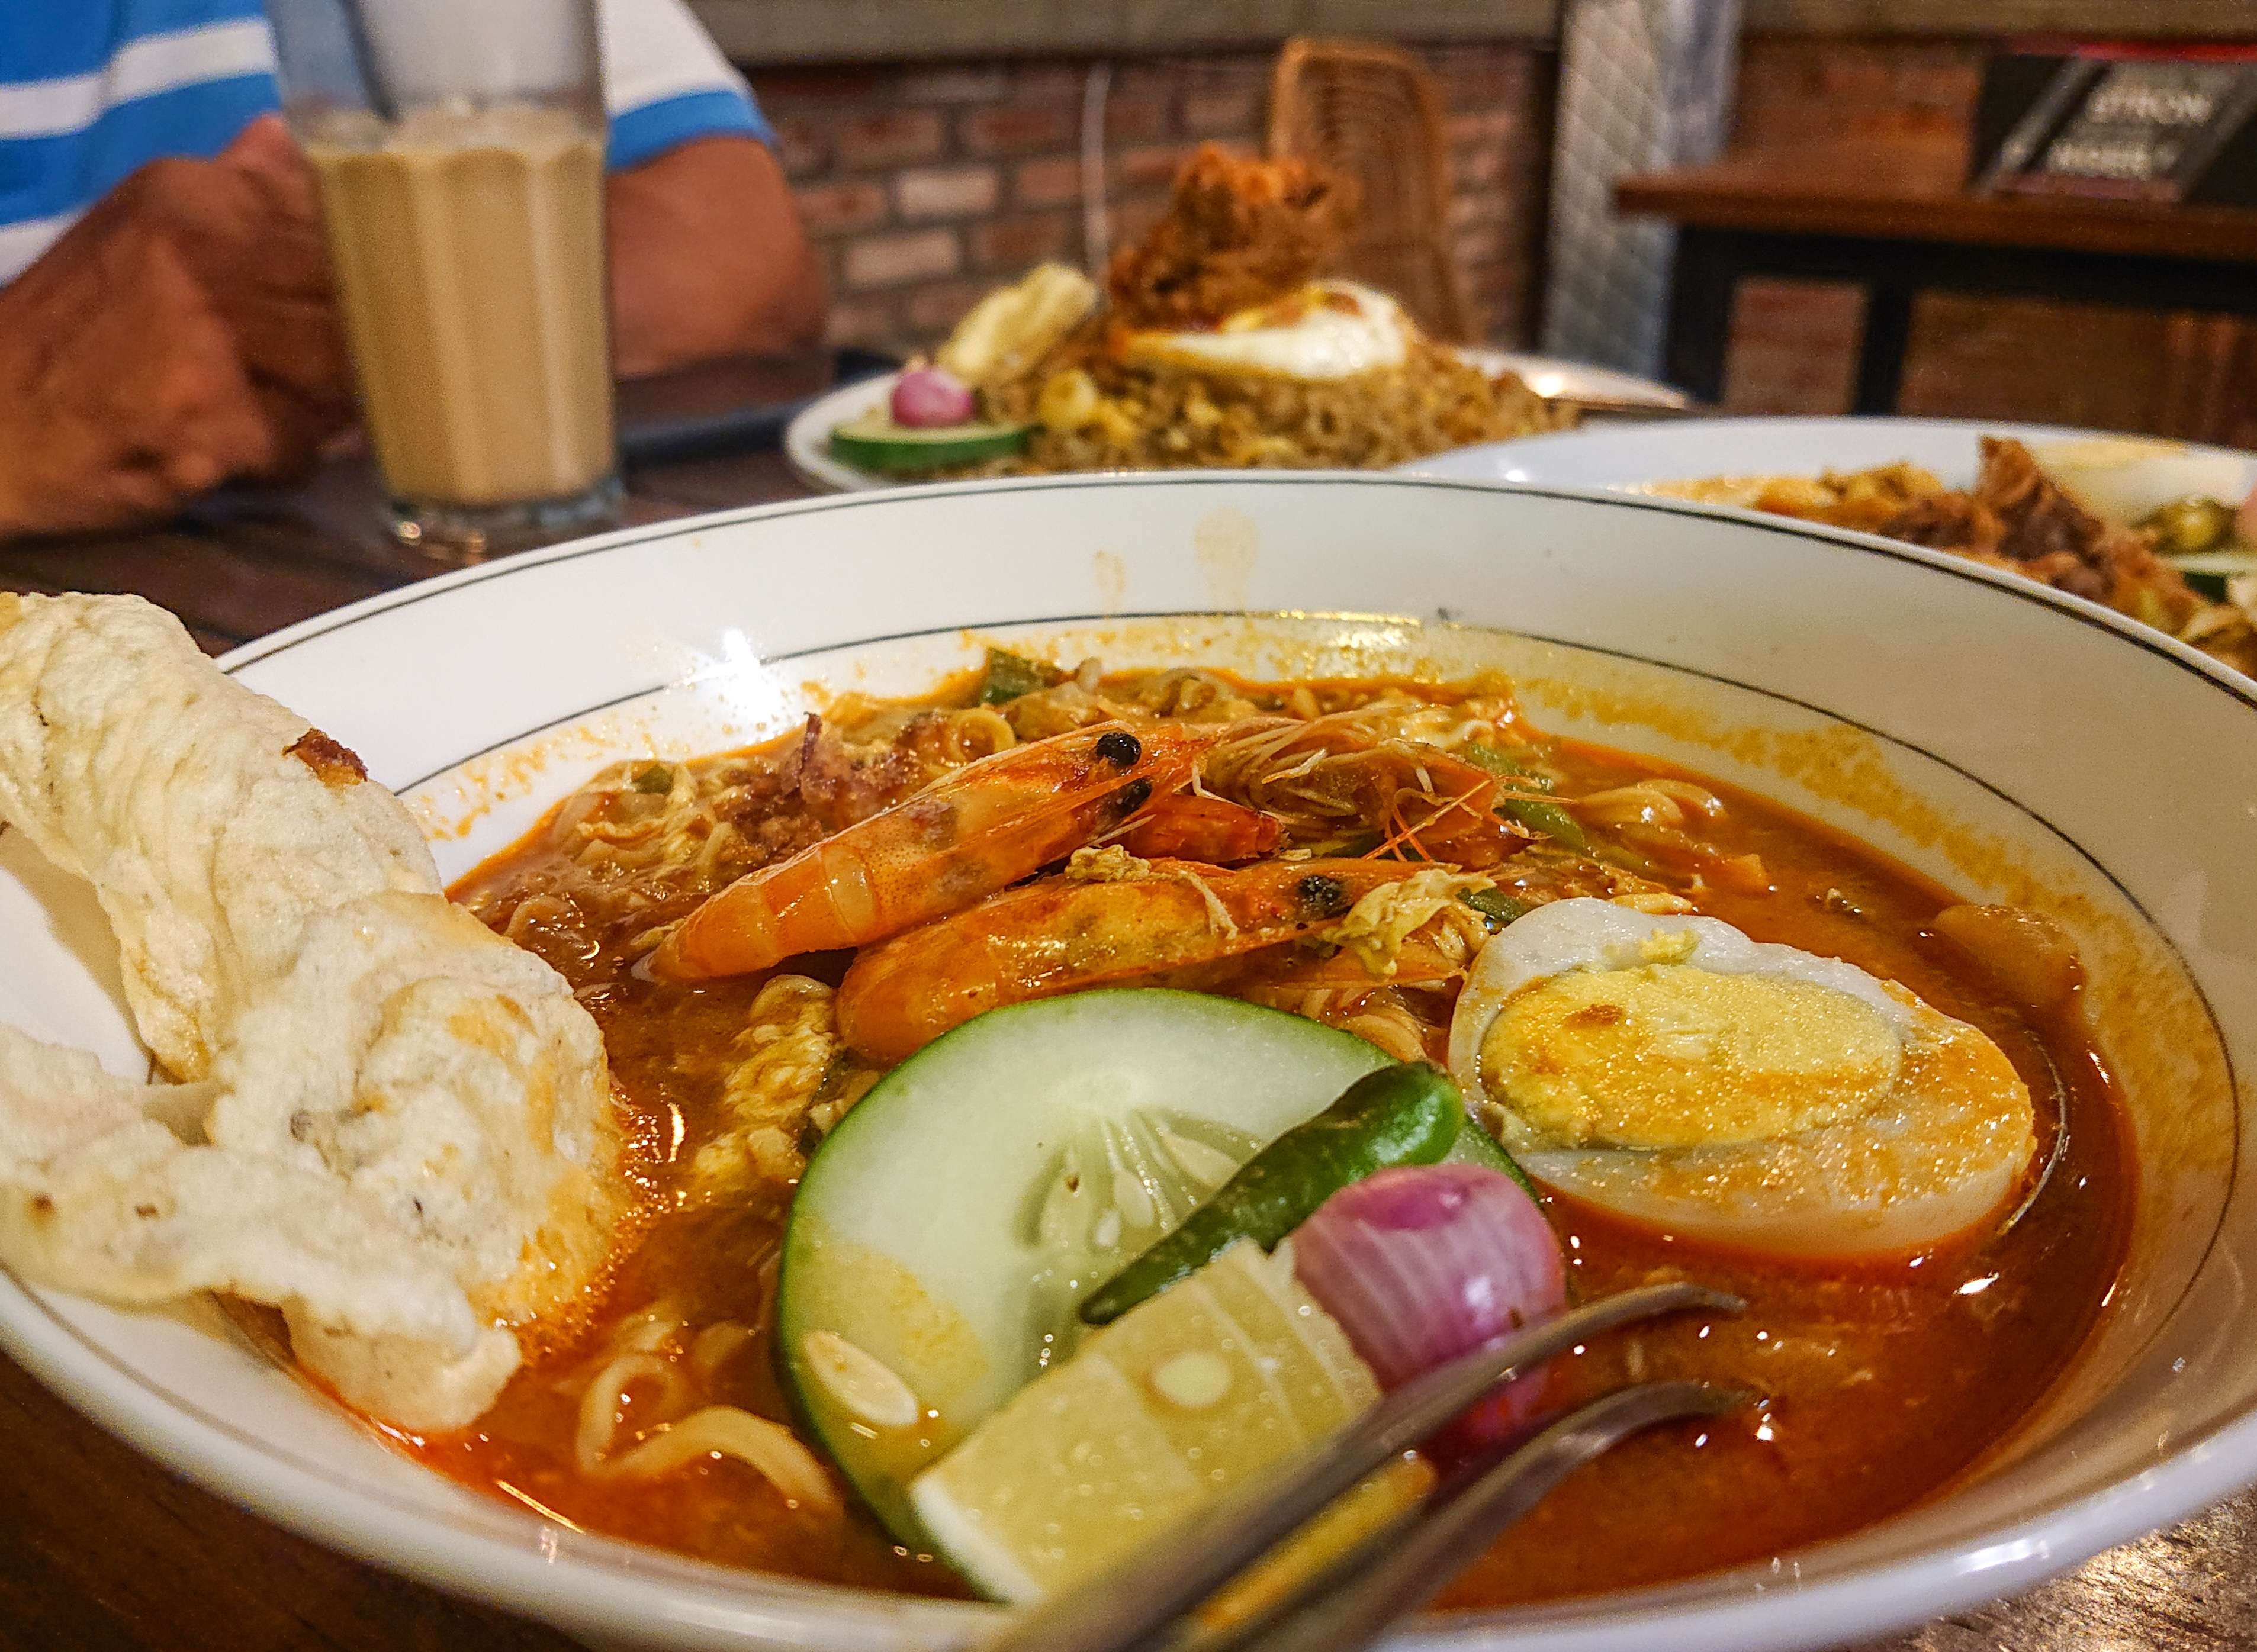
<box><xmin>1268</xmin><ymin>36</ymin><xmax>1472</xmax><ymax>343</ymax></box>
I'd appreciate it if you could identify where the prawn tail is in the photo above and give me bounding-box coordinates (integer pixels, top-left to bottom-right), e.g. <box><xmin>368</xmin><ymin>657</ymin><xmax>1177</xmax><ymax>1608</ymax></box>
<box><xmin>654</xmin><ymin>874</ymin><xmax>789</xmax><ymax>980</ymax></box>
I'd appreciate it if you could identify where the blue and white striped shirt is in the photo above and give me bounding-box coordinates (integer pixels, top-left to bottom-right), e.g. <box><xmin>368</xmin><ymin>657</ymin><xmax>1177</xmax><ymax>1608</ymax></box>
<box><xmin>0</xmin><ymin>0</ymin><xmax>774</xmax><ymax>283</ymax></box>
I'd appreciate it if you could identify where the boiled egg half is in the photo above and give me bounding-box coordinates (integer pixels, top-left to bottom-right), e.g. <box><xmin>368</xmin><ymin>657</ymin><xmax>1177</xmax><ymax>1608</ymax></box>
<box><xmin>1121</xmin><ymin>280</ymin><xmax>1414</xmax><ymax>381</ymax></box>
<box><xmin>1446</xmin><ymin>899</ymin><xmax>2038</xmax><ymax>1258</ymax></box>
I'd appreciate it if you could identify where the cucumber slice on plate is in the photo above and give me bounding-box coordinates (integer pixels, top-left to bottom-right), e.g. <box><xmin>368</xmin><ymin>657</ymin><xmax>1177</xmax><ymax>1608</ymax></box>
<box><xmin>2165</xmin><ymin>545</ymin><xmax>2257</xmax><ymax>602</ymax></box>
<box><xmin>775</xmin><ymin>988</ymin><xmax>1522</xmax><ymax>1542</ymax></box>
<box><xmin>828</xmin><ymin>407</ymin><xmax>1033</xmax><ymax>475</ymax></box>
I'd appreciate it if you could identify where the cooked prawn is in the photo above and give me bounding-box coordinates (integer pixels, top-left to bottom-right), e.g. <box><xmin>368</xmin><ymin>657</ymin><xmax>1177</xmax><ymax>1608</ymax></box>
<box><xmin>654</xmin><ymin>721</ymin><xmax>1219</xmax><ymax>980</ymax></box>
<box><xmin>835</xmin><ymin>857</ymin><xmax>1433</xmax><ymax>1062</ymax></box>
<box><xmin>1113</xmin><ymin>793</ymin><xmax>1280</xmax><ymax>862</ymax></box>
<box><xmin>1201</xmin><ymin>711</ymin><xmax>1533</xmax><ymax>867</ymax></box>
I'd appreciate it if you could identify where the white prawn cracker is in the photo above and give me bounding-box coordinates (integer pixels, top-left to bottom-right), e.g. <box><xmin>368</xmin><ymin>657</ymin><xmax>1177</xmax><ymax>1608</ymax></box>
<box><xmin>0</xmin><ymin>594</ymin><xmax>626</xmax><ymax>1430</ymax></box>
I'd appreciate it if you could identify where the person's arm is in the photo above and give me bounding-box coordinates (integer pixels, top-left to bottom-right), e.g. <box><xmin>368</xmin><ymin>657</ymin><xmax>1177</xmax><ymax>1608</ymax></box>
<box><xmin>606</xmin><ymin>135</ymin><xmax>827</xmax><ymax>378</ymax></box>
<box><xmin>0</xmin><ymin>117</ymin><xmax>352</xmax><ymax>539</ymax></box>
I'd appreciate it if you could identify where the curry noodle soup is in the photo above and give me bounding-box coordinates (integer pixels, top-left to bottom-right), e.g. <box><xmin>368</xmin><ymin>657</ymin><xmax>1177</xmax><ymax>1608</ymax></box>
<box><xmin>406</xmin><ymin>655</ymin><xmax>2131</xmax><ymax>1605</ymax></box>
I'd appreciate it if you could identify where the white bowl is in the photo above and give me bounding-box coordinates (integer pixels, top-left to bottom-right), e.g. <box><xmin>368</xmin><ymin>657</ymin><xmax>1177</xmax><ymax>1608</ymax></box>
<box><xmin>4</xmin><ymin>474</ymin><xmax>2256</xmax><ymax>1652</ymax></box>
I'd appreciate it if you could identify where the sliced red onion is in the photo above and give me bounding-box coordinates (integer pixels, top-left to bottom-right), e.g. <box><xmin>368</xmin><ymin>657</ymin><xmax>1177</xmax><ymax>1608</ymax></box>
<box><xmin>890</xmin><ymin>367</ymin><xmax>976</xmax><ymax>428</ymax></box>
<box><xmin>1291</xmin><ymin>1164</ymin><xmax>1566</xmax><ymax>1398</ymax></box>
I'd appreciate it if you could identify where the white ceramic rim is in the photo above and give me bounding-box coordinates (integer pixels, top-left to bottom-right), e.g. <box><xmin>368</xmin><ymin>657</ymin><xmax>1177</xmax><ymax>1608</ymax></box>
<box><xmin>4</xmin><ymin>472</ymin><xmax>2255</xmax><ymax>1652</ymax></box>
<box><xmin>782</xmin><ymin>373</ymin><xmax>898</xmax><ymax>494</ymax></box>
<box><xmin>1396</xmin><ymin>414</ymin><xmax>2257</xmax><ymax>492</ymax></box>
<box><xmin>1454</xmin><ymin>347</ymin><xmax>1687</xmax><ymax>411</ymax></box>
<box><xmin>780</xmin><ymin>353</ymin><xmax>1683</xmax><ymax>495</ymax></box>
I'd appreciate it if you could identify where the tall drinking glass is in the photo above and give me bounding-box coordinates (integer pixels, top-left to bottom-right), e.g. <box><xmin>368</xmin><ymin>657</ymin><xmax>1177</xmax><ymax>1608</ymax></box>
<box><xmin>267</xmin><ymin>0</ymin><xmax>621</xmax><ymax>556</ymax></box>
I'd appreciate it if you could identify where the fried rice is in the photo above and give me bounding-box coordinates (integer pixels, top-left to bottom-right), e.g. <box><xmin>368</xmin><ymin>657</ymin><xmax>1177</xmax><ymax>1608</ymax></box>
<box><xmin>950</xmin><ymin>335</ymin><xmax>1567</xmax><ymax>476</ymax></box>
<box><xmin>925</xmin><ymin>146</ymin><xmax>1573</xmax><ymax>478</ymax></box>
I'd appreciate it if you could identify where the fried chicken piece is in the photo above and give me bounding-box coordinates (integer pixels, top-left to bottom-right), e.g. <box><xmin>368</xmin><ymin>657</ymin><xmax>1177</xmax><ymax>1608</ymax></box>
<box><xmin>1885</xmin><ymin>439</ymin><xmax>2205</xmax><ymax>627</ymax></box>
<box><xmin>1979</xmin><ymin>437</ymin><xmax>2104</xmax><ymax>563</ymax></box>
<box><xmin>1686</xmin><ymin>440</ymin><xmax>2251</xmax><ymax>673</ymax></box>
<box><xmin>1104</xmin><ymin>144</ymin><xmax>1357</xmax><ymax>330</ymax></box>
<box><xmin>1884</xmin><ymin>490</ymin><xmax>2010</xmax><ymax>560</ymax></box>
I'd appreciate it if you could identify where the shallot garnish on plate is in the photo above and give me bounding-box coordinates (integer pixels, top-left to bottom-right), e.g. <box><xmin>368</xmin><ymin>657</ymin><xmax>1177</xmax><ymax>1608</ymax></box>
<box><xmin>890</xmin><ymin>367</ymin><xmax>976</xmax><ymax>428</ymax></box>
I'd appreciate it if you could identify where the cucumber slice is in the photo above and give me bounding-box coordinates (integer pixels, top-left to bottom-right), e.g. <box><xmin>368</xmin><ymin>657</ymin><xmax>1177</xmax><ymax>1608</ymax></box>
<box><xmin>1078</xmin><ymin>1063</ymin><xmax>1464</xmax><ymax>1326</ymax></box>
<box><xmin>776</xmin><ymin>988</ymin><xmax>1521</xmax><ymax>1541</ymax></box>
<box><xmin>829</xmin><ymin>407</ymin><xmax>1033</xmax><ymax>475</ymax></box>
<box><xmin>2163</xmin><ymin>546</ymin><xmax>2256</xmax><ymax>603</ymax></box>
<box><xmin>2165</xmin><ymin>547</ymin><xmax>2257</xmax><ymax>575</ymax></box>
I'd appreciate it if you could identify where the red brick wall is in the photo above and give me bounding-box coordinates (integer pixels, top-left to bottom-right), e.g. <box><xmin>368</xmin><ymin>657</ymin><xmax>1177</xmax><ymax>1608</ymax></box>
<box><xmin>1714</xmin><ymin>36</ymin><xmax>1980</xmax><ymax>419</ymax></box>
<box><xmin>1733</xmin><ymin>35</ymin><xmax>1984</xmax><ymax>161</ymax></box>
<box><xmin>1717</xmin><ymin>278</ymin><xmax>1867</xmax><ymax>416</ymax></box>
<box><xmin>1899</xmin><ymin>294</ymin><xmax>2257</xmax><ymax>449</ymax></box>
<box><xmin>749</xmin><ymin>44</ymin><xmax>1552</xmax><ymax>355</ymax></box>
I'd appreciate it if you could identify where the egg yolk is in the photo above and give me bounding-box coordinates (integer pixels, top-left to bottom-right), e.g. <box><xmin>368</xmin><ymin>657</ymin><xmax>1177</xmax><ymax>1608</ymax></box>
<box><xmin>1480</xmin><ymin>965</ymin><xmax>1901</xmax><ymax>1150</ymax></box>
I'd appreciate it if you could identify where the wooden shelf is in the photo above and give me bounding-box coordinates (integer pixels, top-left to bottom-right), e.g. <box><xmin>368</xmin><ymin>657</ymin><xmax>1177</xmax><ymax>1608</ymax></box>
<box><xmin>1618</xmin><ymin>148</ymin><xmax>2257</xmax><ymax>266</ymax></box>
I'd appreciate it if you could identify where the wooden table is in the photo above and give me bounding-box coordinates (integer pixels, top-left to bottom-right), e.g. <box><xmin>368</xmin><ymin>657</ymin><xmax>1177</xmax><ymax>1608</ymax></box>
<box><xmin>4</xmin><ymin>445</ymin><xmax>2256</xmax><ymax>1652</ymax></box>
<box><xmin>1616</xmin><ymin>143</ymin><xmax>2257</xmax><ymax>414</ymax></box>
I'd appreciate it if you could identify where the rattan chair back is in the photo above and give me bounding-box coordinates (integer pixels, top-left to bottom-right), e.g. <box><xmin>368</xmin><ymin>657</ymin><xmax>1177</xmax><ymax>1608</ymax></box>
<box><xmin>1269</xmin><ymin>36</ymin><xmax>1472</xmax><ymax>342</ymax></box>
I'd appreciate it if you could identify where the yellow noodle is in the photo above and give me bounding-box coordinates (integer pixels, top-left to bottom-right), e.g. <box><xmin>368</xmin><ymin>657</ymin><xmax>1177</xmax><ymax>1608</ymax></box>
<box><xmin>972</xmin><ymin>339</ymin><xmax>1570</xmax><ymax>475</ymax></box>
<box><xmin>1340</xmin><ymin>1009</ymin><xmax>1427</xmax><ymax>1063</ymax></box>
<box><xmin>1574</xmin><ymin>784</ymin><xmax>1689</xmax><ymax>829</ymax></box>
<box><xmin>1644</xmin><ymin>778</ymin><xmax>1726</xmax><ymax>817</ymax></box>
<box><xmin>602</xmin><ymin>1406</ymin><xmax>841</xmax><ymax>1513</ymax></box>
<box><xmin>941</xmin><ymin>706</ymin><xmax>1018</xmax><ymax>764</ymax></box>
<box><xmin>689</xmin><ymin>1321</ymin><xmax>754</xmax><ymax>1382</ymax></box>
<box><xmin>574</xmin><ymin>1351</ymin><xmax>689</xmax><ymax>1473</ymax></box>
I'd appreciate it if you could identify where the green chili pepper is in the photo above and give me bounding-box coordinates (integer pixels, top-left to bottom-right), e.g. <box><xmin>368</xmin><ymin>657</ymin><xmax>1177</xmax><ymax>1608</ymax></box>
<box><xmin>978</xmin><ymin>648</ymin><xmax>1066</xmax><ymax>706</ymax></box>
<box><xmin>1465</xmin><ymin>740</ymin><xmax>1557</xmax><ymax>794</ymax></box>
<box><xmin>1461</xmin><ymin>887</ymin><xmax>1529</xmax><ymax>930</ymax></box>
<box><xmin>2142</xmin><ymin>496</ymin><xmax>2236</xmax><ymax>558</ymax></box>
<box><xmin>1462</xmin><ymin>741</ymin><xmax>1526</xmax><ymax>777</ymax></box>
<box><xmin>1078</xmin><ymin>1064</ymin><xmax>1463</xmax><ymax>1325</ymax></box>
<box><xmin>631</xmin><ymin>763</ymin><xmax>675</xmax><ymax>795</ymax></box>
<box><xmin>1501</xmin><ymin>796</ymin><xmax>1587</xmax><ymax>852</ymax></box>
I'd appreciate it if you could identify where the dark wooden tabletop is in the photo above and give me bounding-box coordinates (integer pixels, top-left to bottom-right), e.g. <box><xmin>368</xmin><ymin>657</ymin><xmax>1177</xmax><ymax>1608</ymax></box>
<box><xmin>2</xmin><ymin>440</ymin><xmax>2253</xmax><ymax>1652</ymax></box>
<box><xmin>1616</xmin><ymin>141</ymin><xmax>2257</xmax><ymax>263</ymax></box>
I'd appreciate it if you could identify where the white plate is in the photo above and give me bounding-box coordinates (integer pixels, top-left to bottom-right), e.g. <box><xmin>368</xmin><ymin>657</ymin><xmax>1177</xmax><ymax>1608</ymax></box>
<box><xmin>783</xmin><ymin>353</ymin><xmax>1682</xmax><ymax>494</ymax></box>
<box><xmin>1398</xmin><ymin>414</ymin><xmax>2257</xmax><ymax>498</ymax></box>
<box><xmin>783</xmin><ymin>373</ymin><xmax>899</xmax><ymax>492</ymax></box>
<box><xmin>5</xmin><ymin>475</ymin><xmax>2257</xmax><ymax>1652</ymax></box>
<box><xmin>1455</xmin><ymin>347</ymin><xmax>1686</xmax><ymax>413</ymax></box>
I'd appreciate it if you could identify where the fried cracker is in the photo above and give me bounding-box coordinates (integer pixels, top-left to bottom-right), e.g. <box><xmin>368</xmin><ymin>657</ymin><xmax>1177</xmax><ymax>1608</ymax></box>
<box><xmin>0</xmin><ymin>595</ymin><xmax>625</xmax><ymax>1429</ymax></box>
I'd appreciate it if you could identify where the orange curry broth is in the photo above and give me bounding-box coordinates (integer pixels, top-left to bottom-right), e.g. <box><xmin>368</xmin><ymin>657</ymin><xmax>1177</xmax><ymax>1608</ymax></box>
<box><xmin>408</xmin><ymin>677</ymin><xmax>2133</xmax><ymax>1608</ymax></box>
